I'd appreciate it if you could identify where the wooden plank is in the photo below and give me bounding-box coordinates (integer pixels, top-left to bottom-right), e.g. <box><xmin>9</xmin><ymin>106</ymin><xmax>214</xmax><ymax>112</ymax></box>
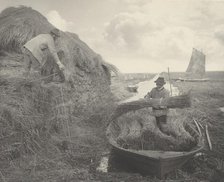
<box><xmin>205</xmin><ymin>124</ymin><xmax>212</xmax><ymax>151</ymax></box>
<box><xmin>193</xmin><ymin>118</ymin><xmax>202</xmax><ymax>136</ymax></box>
<box><xmin>197</xmin><ymin>121</ymin><xmax>204</xmax><ymax>129</ymax></box>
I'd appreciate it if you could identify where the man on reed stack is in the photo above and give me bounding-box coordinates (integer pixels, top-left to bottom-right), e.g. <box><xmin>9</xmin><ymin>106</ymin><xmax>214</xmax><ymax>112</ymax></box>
<box><xmin>144</xmin><ymin>77</ymin><xmax>170</xmax><ymax>133</ymax></box>
<box><xmin>22</xmin><ymin>28</ymin><xmax>65</xmax><ymax>81</ymax></box>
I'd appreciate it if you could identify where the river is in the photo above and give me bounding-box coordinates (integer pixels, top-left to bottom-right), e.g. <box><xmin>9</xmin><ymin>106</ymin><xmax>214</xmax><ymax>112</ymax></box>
<box><xmin>123</xmin><ymin>75</ymin><xmax>179</xmax><ymax>103</ymax></box>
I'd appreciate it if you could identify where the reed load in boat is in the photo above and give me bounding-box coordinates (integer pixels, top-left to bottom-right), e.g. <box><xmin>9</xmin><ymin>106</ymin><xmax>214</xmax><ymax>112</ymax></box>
<box><xmin>108</xmin><ymin>109</ymin><xmax>202</xmax><ymax>151</ymax></box>
<box><xmin>107</xmin><ymin>109</ymin><xmax>204</xmax><ymax>178</ymax></box>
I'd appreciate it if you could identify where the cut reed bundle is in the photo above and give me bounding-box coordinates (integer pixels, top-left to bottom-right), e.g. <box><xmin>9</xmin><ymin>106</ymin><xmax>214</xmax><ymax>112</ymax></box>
<box><xmin>111</xmin><ymin>93</ymin><xmax>191</xmax><ymax>120</ymax></box>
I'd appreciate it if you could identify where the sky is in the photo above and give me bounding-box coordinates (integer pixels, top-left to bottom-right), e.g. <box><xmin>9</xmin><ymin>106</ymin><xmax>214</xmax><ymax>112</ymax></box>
<box><xmin>1</xmin><ymin>0</ymin><xmax>224</xmax><ymax>73</ymax></box>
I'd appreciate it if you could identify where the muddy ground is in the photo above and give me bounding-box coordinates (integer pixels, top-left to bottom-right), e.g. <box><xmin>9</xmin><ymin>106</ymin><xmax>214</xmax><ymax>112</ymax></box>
<box><xmin>2</xmin><ymin>78</ymin><xmax>224</xmax><ymax>182</ymax></box>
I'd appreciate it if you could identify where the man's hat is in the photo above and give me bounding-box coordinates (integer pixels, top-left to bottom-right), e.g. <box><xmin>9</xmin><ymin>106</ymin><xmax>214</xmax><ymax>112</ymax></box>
<box><xmin>50</xmin><ymin>28</ymin><xmax>60</xmax><ymax>37</ymax></box>
<box><xmin>154</xmin><ymin>77</ymin><xmax>166</xmax><ymax>84</ymax></box>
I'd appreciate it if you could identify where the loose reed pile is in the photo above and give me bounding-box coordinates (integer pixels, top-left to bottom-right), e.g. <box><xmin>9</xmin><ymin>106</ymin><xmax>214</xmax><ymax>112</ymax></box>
<box><xmin>113</xmin><ymin>109</ymin><xmax>200</xmax><ymax>151</ymax></box>
<box><xmin>0</xmin><ymin>77</ymin><xmax>54</xmax><ymax>160</ymax></box>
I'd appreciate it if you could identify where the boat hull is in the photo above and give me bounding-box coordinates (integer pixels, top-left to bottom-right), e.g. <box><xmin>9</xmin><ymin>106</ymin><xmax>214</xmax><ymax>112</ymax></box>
<box><xmin>127</xmin><ymin>85</ymin><xmax>138</xmax><ymax>93</ymax></box>
<box><xmin>107</xmin><ymin>121</ymin><xmax>203</xmax><ymax>179</ymax></box>
<box><xmin>110</xmin><ymin>143</ymin><xmax>201</xmax><ymax>178</ymax></box>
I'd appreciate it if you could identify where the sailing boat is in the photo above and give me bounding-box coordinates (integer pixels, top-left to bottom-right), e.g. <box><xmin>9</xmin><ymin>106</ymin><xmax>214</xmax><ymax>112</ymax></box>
<box><xmin>172</xmin><ymin>48</ymin><xmax>209</xmax><ymax>82</ymax></box>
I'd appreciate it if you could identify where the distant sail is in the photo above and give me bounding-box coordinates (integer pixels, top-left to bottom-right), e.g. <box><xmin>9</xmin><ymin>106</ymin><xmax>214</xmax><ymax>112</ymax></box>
<box><xmin>186</xmin><ymin>48</ymin><xmax>206</xmax><ymax>78</ymax></box>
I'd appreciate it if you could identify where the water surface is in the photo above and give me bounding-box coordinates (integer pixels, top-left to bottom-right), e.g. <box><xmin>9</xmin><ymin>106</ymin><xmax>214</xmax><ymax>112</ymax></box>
<box><xmin>123</xmin><ymin>75</ymin><xmax>179</xmax><ymax>103</ymax></box>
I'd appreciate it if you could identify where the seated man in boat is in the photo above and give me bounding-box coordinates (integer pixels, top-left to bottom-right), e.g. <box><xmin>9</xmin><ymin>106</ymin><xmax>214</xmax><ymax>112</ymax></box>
<box><xmin>22</xmin><ymin>28</ymin><xmax>65</xmax><ymax>82</ymax></box>
<box><xmin>144</xmin><ymin>77</ymin><xmax>170</xmax><ymax>134</ymax></box>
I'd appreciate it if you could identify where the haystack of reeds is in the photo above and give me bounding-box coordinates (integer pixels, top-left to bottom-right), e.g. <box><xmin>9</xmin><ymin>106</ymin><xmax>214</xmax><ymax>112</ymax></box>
<box><xmin>0</xmin><ymin>6</ymin><xmax>120</xmax><ymax>180</ymax></box>
<box><xmin>0</xmin><ymin>6</ymin><xmax>119</xmax><ymax>81</ymax></box>
<box><xmin>0</xmin><ymin>5</ymin><xmax>118</xmax><ymax>118</ymax></box>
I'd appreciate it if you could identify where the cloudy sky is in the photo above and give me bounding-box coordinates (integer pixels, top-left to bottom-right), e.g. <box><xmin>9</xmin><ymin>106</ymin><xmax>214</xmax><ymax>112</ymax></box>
<box><xmin>1</xmin><ymin>0</ymin><xmax>224</xmax><ymax>73</ymax></box>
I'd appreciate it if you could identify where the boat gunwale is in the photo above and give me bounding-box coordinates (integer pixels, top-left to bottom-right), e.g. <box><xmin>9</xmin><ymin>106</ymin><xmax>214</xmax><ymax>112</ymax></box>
<box><xmin>108</xmin><ymin>136</ymin><xmax>203</xmax><ymax>160</ymax></box>
<box><xmin>107</xmin><ymin>120</ymin><xmax>204</xmax><ymax>160</ymax></box>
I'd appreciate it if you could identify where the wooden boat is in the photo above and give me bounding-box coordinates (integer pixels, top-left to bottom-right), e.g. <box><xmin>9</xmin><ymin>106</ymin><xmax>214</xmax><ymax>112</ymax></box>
<box><xmin>186</xmin><ymin>48</ymin><xmax>206</xmax><ymax>78</ymax></box>
<box><xmin>106</xmin><ymin>120</ymin><xmax>204</xmax><ymax>179</ymax></box>
<box><xmin>106</xmin><ymin>97</ymin><xmax>204</xmax><ymax>178</ymax></box>
<box><xmin>171</xmin><ymin>48</ymin><xmax>209</xmax><ymax>82</ymax></box>
<box><xmin>127</xmin><ymin>85</ymin><xmax>138</xmax><ymax>93</ymax></box>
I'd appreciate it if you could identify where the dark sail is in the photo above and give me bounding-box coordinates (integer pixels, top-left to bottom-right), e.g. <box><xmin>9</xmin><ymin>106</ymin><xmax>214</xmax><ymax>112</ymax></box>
<box><xmin>186</xmin><ymin>48</ymin><xmax>206</xmax><ymax>78</ymax></box>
